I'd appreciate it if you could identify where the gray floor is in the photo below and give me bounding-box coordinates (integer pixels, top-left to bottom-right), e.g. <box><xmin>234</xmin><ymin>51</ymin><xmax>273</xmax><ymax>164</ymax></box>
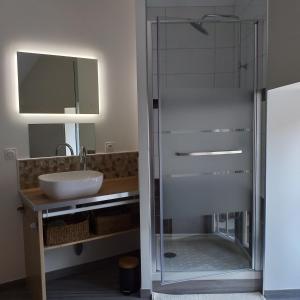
<box><xmin>0</xmin><ymin>255</ymin><xmax>142</xmax><ymax>300</ymax></box>
<box><xmin>0</xmin><ymin>251</ymin><xmax>292</xmax><ymax>300</ymax></box>
<box><xmin>161</xmin><ymin>235</ymin><xmax>251</xmax><ymax>272</ymax></box>
<box><xmin>0</xmin><ymin>281</ymin><xmax>294</xmax><ymax>300</ymax></box>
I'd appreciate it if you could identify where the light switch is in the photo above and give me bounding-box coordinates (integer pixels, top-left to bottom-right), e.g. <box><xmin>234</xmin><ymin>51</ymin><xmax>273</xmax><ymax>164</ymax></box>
<box><xmin>105</xmin><ymin>142</ymin><xmax>115</xmax><ymax>153</ymax></box>
<box><xmin>4</xmin><ymin>148</ymin><xmax>17</xmax><ymax>161</ymax></box>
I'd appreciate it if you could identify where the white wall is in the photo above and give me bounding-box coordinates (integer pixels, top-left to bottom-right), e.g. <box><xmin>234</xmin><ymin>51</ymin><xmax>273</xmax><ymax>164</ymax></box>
<box><xmin>267</xmin><ymin>0</ymin><xmax>300</xmax><ymax>89</ymax></box>
<box><xmin>265</xmin><ymin>83</ymin><xmax>300</xmax><ymax>291</ymax></box>
<box><xmin>0</xmin><ymin>0</ymin><xmax>138</xmax><ymax>284</ymax></box>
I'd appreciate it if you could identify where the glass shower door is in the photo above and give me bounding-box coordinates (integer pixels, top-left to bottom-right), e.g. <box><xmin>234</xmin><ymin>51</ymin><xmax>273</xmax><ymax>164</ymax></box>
<box><xmin>156</xmin><ymin>18</ymin><xmax>259</xmax><ymax>283</ymax></box>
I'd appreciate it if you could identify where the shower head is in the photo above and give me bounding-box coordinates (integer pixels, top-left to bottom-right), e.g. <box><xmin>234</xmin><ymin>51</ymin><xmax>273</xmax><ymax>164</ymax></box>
<box><xmin>190</xmin><ymin>22</ymin><xmax>209</xmax><ymax>35</ymax></box>
<box><xmin>190</xmin><ymin>14</ymin><xmax>240</xmax><ymax>35</ymax></box>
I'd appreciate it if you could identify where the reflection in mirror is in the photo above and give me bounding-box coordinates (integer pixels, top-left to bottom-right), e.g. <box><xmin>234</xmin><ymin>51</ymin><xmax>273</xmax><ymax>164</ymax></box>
<box><xmin>17</xmin><ymin>52</ymin><xmax>99</xmax><ymax>114</ymax></box>
<box><xmin>28</xmin><ymin>124</ymin><xmax>96</xmax><ymax>158</ymax></box>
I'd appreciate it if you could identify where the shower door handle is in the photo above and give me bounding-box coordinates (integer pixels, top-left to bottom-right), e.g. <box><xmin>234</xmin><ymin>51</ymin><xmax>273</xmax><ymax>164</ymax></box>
<box><xmin>175</xmin><ymin>150</ymin><xmax>243</xmax><ymax>156</ymax></box>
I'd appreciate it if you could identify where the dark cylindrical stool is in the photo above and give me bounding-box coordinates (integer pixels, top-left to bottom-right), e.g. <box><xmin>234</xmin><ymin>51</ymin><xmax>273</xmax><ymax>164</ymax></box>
<box><xmin>118</xmin><ymin>256</ymin><xmax>140</xmax><ymax>295</ymax></box>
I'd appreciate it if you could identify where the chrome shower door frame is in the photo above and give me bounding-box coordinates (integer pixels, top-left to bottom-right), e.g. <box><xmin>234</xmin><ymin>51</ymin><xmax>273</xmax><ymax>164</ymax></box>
<box><xmin>147</xmin><ymin>17</ymin><xmax>263</xmax><ymax>285</ymax></box>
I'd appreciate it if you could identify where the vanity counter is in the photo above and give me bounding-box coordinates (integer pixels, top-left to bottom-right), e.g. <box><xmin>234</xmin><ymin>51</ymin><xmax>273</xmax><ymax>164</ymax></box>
<box><xmin>20</xmin><ymin>176</ymin><xmax>139</xmax><ymax>212</ymax></box>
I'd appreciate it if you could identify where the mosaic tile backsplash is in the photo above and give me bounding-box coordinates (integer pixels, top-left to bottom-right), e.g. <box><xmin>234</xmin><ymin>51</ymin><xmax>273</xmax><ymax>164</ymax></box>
<box><xmin>18</xmin><ymin>151</ymin><xmax>138</xmax><ymax>189</ymax></box>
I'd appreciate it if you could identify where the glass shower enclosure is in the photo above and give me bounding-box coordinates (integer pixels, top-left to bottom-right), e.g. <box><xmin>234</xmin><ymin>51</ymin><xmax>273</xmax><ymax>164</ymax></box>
<box><xmin>148</xmin><ymin>16</ymin><xmax>263</xmax><ymax>284</ymax></box>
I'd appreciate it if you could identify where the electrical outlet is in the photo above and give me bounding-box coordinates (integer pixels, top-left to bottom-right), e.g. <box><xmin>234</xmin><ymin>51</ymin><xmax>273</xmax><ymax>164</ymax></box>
<box><xmin>4</xmin><ymin>148</ymin><xmax>17</xmax><ymax>161</ymax></box>
<box><xmin>105</xmin><ymin>142</ymin><xmax>115</xmax><ymax>153</ymax></box>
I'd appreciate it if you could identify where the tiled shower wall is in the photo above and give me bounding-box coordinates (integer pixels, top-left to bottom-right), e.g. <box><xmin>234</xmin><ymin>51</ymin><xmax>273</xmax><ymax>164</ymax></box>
<box><xmin>148</xmin><ymin>0</ymin><xmax>241</xmax><ymax>181</ymax></box>
<box><xmin>148</xmin><ymin>1</ymin><xmax>239</xmax><ymax>98</ymax></box>
<box><xmin>147</xmin><ymin>0</ymin><xmax>241</xmax><ymax>235</ymax></box>
<box><xmin>235</xmin><ymin>0</ymin><xmax>268</xmax><ymax>198</ymax></box>
<box><xmin>147</xmin><ymin>0</ymin><xmax>268</xmax><ymax>236</ymax></box>
<box><xmin>235</xmin><ymin>0</ymin><xmax>268</xmax><ymax>89</ymax></box>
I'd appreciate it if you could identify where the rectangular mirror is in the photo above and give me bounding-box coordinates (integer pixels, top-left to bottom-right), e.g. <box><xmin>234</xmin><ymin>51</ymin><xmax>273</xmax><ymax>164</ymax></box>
<box><xmin>28</xmin><ymin>123</ymin><xmax>96</xmax><ymax>158</ymax></box>
<box><xmin>17</xmin><ymin>52</ymin><xmax>99</xmax><ymax>114</ymax></box>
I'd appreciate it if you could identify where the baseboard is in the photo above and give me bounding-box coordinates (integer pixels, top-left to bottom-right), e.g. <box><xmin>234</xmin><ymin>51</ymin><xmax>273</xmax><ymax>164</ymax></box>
<box><xmin>264</xmin><ymin>289</ymin><xmax>300</xmax><ymax>298</ymax></box>
<box><xmin>153</xmin><ymin>279</ymin><xmax>262</xmax><ymax>295</ymax></box>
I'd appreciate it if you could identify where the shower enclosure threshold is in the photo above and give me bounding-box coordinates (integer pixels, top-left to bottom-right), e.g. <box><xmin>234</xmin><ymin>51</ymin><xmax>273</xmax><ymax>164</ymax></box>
<box><xmin>152</xmin><ymin>269</ymin><xmax>262</xmax><ymax>282</ymax></box>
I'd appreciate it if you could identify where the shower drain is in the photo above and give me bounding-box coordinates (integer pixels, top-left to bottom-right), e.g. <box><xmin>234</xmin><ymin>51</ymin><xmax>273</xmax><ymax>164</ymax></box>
<box><xmin>164</xmin><ymin>252</ymin><xmax>177</xmax><ymax>258</ymax></box>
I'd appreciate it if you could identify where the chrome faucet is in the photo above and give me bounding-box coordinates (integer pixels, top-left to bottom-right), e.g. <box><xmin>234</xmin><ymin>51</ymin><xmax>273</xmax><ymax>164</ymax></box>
<box><xmin>79</xmin><ymin>146</ymin><xmax>87</xmax><ymax>170</ymax></box>
<box><xmin>55</xmin><ymin>143</ymin><xmax>74</xmax><ymax>156</ymax></box>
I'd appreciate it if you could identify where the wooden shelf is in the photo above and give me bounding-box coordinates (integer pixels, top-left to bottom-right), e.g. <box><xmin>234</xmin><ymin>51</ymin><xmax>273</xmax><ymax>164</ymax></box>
<box><xmin>21</xmin><ymin>176</ymin><xmax>140</xmax><ymax>300</ymax></box>
<box><xmin>44</xmin><ymin>228</ymin><xmax>139</xmax><ymax>251</ymax></box>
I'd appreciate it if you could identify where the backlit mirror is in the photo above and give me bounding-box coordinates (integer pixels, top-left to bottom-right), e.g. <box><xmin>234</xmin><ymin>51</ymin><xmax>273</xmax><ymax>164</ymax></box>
<box><xmin>28</xmin><ymin>123</ymin><xmax>96</xmax><ymax>158</ymax></box>
<box><xmin>17</xmin><ymin>52</ymin><xmax>99</xmax><ymax>114</ymax></box>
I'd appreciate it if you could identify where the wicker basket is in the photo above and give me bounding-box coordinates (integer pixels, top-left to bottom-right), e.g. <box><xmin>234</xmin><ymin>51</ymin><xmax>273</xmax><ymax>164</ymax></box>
<box><xmin>45</xmin><ymin>218</ymin><xmax>90</xmax><ymax>246</ymax></box>
<box><xmin>95</xmin><ymin>213</ymin><xmax>132</xmax><ymax>236</ymax></box>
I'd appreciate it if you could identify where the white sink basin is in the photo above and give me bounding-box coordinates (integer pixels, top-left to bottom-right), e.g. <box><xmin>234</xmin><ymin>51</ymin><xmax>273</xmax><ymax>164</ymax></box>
<box><xmin>39</xmin><ymin>171</ymin><xmax>103</xmax><ymax>200</ymax></box>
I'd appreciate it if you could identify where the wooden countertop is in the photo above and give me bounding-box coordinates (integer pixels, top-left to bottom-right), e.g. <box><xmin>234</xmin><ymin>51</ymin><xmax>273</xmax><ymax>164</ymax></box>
<box><xmin>20</xmin><ymin>176</ymin><xmax>139</xmax><ymax>212</ymax></box>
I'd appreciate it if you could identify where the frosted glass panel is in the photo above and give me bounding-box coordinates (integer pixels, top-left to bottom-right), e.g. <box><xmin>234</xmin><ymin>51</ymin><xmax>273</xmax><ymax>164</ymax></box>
<box><xmin>160</xmin><ymin>88</ymin><xmax>253</xmax><ymax>217</ymax></box>
<box><xmin>155</xmin><ymin>18</ymin><xmax>256</xmax><ymax>281</ymax></box>
<box><xmin>161</xmin><ymin>89</ymin><xmax>253</xmax><ymax>131</ymax></box>
<box><xmin>163</xmin><ymin>175</ymin><xmax>252</xmax><ymax>217</ymax></box>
